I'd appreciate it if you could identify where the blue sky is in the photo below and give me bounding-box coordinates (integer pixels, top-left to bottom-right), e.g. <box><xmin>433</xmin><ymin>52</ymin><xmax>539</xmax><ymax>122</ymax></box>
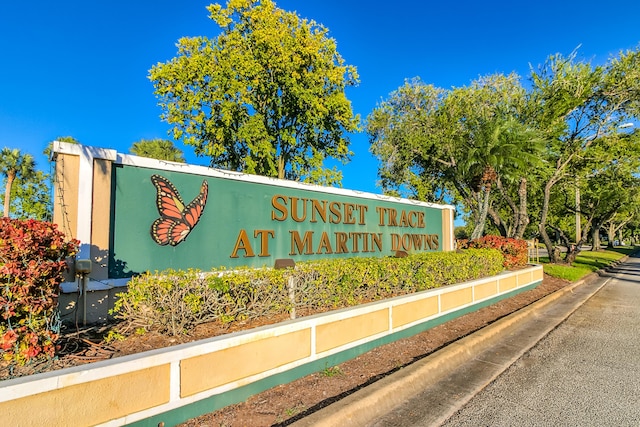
<box><xmin>1</xmin><ymin>0</ymin><xmax>638</xmax><ymax>194</ymax></box>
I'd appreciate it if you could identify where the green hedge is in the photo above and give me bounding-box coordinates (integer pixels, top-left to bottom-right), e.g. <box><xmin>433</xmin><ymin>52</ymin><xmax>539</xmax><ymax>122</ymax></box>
<box><xmin>111</xmin><ymin>248</ymin><xmax>504</xmax><ymax>337</ymax></box>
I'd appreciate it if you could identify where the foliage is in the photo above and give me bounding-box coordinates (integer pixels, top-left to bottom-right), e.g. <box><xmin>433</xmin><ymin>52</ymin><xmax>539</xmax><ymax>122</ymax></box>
<box><xmin>111</xmin><ymin>249</ymin><xmax>504</xmax><ymax>337</ymax></box>
<box><xmin>529</xmin><ymin>47</ymin><xmax>640</xmax><ymax>263</ymax></box>
<box><xmin>457</xmin><ymin>235</ymin><xmax>528</xmax><ymax>268</ymax></box>
<box><xmin>111</xmin><ymin>267</ymin><xmax>289</xmax><ymax>336</ymax></box>
<box><xmin>572</xmin><ymin>129</ymin><xmax>640</xmax><ymax>250</ymax></box>
<box><xmin>367</xmin><ymin>75</ymin><xmax>544</xmax><ymax>240</ymax></box>
<box><xmin>0</xmin><ymin>218</ymin><xmax>78</xmax><ymax>365</ymax></box>
<box><xmin>149</xmin><ymin>0</ymin><xmax>359</xmax><ymax>185</ymax></box>
<box><xmin>320</xmin><ymin>364</ymin><xmax>343</xmax><ymax>377</ymax></box>
<box><xmin>6</xmin><ymin>171</ymin><xmax>52</xmax><ymax>221</ymax></box>
<box><xmin>367</xmin><ymin>46</ymin><xmax>640</xmax><ymax>257</ymax></box>
<box><xmin>129</xmin><ymin>138</ymin><xmax>185</xmax><ymax>163</ymax></box>
<box><xmin>0</xmin><ymin>148</ymin><xmax>36</xmax><ymax>218</ymax></box>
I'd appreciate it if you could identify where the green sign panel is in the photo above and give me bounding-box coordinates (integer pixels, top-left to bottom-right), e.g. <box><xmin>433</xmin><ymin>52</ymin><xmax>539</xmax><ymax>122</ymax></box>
<box><xmin>110</xmin><ymin>165</ymin><xmax>446</xmax><ymax>277</ymax></box>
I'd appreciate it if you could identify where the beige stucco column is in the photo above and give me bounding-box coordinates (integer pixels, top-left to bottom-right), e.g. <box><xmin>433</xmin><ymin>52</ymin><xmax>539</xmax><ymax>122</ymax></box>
<box><xmin>52</xmin><ymin>142</ymin><xmax>117</xmax><ymax>281</ymax></box>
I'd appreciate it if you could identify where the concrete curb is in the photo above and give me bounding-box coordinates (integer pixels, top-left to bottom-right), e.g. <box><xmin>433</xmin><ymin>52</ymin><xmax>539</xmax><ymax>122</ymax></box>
<box><xmin>293</xmin><ymin>268</ymin><xmax>612</xmax><ymax>427</ymax></box>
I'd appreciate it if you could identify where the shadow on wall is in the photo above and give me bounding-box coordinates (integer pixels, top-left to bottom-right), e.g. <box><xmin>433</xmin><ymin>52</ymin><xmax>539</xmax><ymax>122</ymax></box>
<box><xmin>58</xmin><ymin>285</ymin><xmax>120</xmax><ymax>326</ymax></box>
<box><xmin>58</xmin><ymin>245</ymin><xmax>138</xmax><ymax>326</ymax></box>
<box><xmin>108</xmin><ymin>251</ymin><xmax>137</xmax><ymax>279</ymax></box>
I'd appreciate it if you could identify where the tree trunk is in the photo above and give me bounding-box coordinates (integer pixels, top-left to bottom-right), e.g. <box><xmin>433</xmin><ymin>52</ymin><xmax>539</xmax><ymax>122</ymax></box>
<box><xmin>490</xmin><ymin>177</ymin><xmax>515</xmax><ymax>238</ymax></box>
<box><xmin>564</xmin><ymin>246</ymin><xmax>579</xmax><ymax>264</ymax></box>
<box><xmin>488</xmin><ymin>177</ymin><xmax>529</xmax><ymax>239</ymax></box>
<box><xmin>3</xmin><ymin>172</ymin><xmax>14</xmax><ymax>218</ymax></box>
<box><xmin>591</xmin><ymin>226</ymin><xmax>601</xmax><ymax>251</ymax></box>
<box><xmin>514</xmin><ymin>178</ymin><xmax>529</xmax><ymax>239</ymax></box>
<box><xmin>538</xmin><ymin>178</ymin><xmax>561</xmax><ymax>263</ymax></box>
<box><xmin>487</xmin><ymin>207</ymin><xmax>508</xmax><ymax>237</ymax></box>
<box><xmin>470</xmin><ymin>188</ymin><xmax>491</xmax><ymax>240</ymax></box>
<box><xmin>606</xmin><ymin>223</ymin><xmax>615</xmax><ymax>248</ymax></box>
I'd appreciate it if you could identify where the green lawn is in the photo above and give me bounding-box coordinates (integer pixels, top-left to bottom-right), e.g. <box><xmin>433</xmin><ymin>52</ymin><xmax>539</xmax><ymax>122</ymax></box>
<box><xmin>540</xmin><ymin>246</ymin><xmax>636</xmax><ymax>282</ymax></box>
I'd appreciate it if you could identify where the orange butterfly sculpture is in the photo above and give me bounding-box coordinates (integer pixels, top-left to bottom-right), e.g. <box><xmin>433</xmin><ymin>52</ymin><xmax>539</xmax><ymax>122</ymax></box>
<box><xmin>150</xmin><ymin>174</ymin><xmax>209</xmax><ymax>246</ymax></box>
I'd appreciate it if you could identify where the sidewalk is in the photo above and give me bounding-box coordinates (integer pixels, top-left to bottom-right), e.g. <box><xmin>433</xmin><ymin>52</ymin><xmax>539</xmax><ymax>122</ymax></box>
<box><xmin>293</xmin><ymin>258</ymin><xmax>629</xmax><ymax>427</ymax></box>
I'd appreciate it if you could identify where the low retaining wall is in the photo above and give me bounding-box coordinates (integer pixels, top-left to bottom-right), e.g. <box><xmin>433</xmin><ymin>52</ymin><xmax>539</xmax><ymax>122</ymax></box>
<box><xmin>0</xmin><ymin>265</ymin><xmax>543</xmax><ymax>427</ymax></box>
<box><xmin>58</xmin><ymin>279</ymin><xmax>129</xmax><ymax>325</ymax></box>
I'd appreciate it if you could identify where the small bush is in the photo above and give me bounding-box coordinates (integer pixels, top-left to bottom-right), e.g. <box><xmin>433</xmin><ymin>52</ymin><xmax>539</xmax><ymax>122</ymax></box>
<box><xmin>457</xmin><ymin>235</ymin><xmax>528</xmax><ymax>268</ymax></box>
<box><xmin>111</xmin><ymin>267</ymin><xmax>290</xmax><ymax>336</ymax></box>
<box><xmin>0</xmin><ymin>218</ymin><xmax>78</xmax><ymax>365</ymax></box>
<box><xmin>111</xmin><ymin>249</ymin><xmax>504</xmax><ymax>337</ymax></box>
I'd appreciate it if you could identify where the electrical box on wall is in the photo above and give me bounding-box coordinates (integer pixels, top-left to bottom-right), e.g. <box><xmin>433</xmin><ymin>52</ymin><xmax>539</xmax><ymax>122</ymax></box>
<box><xmin>75</xmin><ymin>259</ymin><xmax>92</xmax><ymax>275</ymax></box>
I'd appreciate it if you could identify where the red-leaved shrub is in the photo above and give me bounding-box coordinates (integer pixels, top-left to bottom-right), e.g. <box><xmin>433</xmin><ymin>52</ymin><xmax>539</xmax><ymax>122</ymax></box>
<box><xmin>0</xmin><ymin>218</ymin><xmax>78</xmax><ymax>365</ymax></box>
<box><xmin>457</xmin><ymin>235</ymin><xmax>528</xmax><ymax>268</ymax></box>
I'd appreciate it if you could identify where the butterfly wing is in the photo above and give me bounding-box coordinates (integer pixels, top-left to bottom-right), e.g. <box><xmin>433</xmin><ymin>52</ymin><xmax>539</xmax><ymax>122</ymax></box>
<box><xmin>182</xmin><ymin>180</ymin><xmax>208</xmax><ymax>228</ymax></box>
<box><xmin>151</xmin><ymin>217</ymin><xmax>175</xmax><ymax>246</ymax></box>
<box><xmin>151</xmin><ymin>217</ymin><xmax>192</xmax><ymax>246</ymax></box>
<box><xmin>150</xmin><ymin>175</ymin><xmax>208</xmax><ymax>246</ymax></box>
<box><xmin>151</xmin><ymin>175</ymin><xmax>186</xmax><ymax>221</ymax></box>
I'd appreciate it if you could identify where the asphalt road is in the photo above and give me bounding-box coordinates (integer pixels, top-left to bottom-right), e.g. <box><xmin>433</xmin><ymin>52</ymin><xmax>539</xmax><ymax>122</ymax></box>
<box><xmin>439</xmin><ymin>255</ymin><xmax>640</xmax><ymax>426</ymax></box>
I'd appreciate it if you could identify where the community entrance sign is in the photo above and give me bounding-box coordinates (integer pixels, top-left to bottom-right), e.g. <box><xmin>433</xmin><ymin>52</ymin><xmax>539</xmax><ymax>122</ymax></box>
<box><xmin>52</xmin><ymin>142</ymin><xmax>455</xmax><ymax>280</ymax></box>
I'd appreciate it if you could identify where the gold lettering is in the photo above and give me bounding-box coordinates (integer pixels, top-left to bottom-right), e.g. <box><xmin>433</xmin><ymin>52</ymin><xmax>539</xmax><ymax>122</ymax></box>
<box><xmin>357</xmin><ymin>204</ymin><xmax>368</xmax><ymax>225</ymax></box>
<box><xmin>230</xmin><ymin>229</ymin><xmax>255</xmax><ymax>258</ymax></box>
<box><xmin>371</xmin><ymin>233</ymin><xmax>382</xmax><ymax>252</ymax></box>
<box><xmin>357</xmin><ymin>232</ymin><xmax>367</xmax><ymax>252</ymax></box>
<box><xmin>391</xmin><ymin>233</ymin><xmax>401</xmax><ymax>251</ymax></box>
<box><xmin>329</xmin><ymin>202</ymin><xmax>342</xmax><ymax>224</ymax></box>
<box><xmin>431</xmin><ymin>234</ymin><xmax>439</xmax><ymax>249</ymax></box>
<box><xmin>388</xmin><ymin>208</ymin><xmax>398</xmax><ymax>226</ymax></box>
<box><xmin>335</xmin><ymin>232</ymin><xmax>348</xmax><ymax>253</ymax></box>
<box><xmin>317</xmin><ymin>231</ymin><xmax>333</xmax><ymax>254</ymax></box>
<box><xmin>344</xmin><ymin>203</ymin><xmax>356</xmax><ymax>224</ymax></box>
<box><xmin>376</xmin><ymin>206</ymin><xmax>387</xmax><ymax>226</ymax></box>
<box><xmin>254</xmin><ymin>229</ymin><xmax>274</xmax><ymax>257</ymax></box>
<box><xmin>350</xmin><ymin>232</ymin><xmax>361</xmax><ymax>252</ymax></box>
<box><xmin>399</xmin><ymin>210</ymin><xmax>410</xmax><ymax>227</ymax></box>
<box><xmin>411</xmin><ymin>233</ymin><xmax>423</xmax><ymax>250</ymax></box>
<box><xmin>289</xmin><ymin>230</ymin><xmax>314</xmax><ymax>255</ymax></box>
<box><xmin>271</xmin><ymin>195</ymin><xmax>288</xmax><ymax>221</ymax></box>
<box><xmin>401</xmin><ymin>234</ymin><xmax>411</xmax><ymax>250</ymax></box>
<box><xmin>409</xmin><ymin>211</ymin><xmax>418</xmax><ymax>227</ymax></box>
<box><xmin>290</xmin><ymin>197</ymin><xmax>308</xmax><ymax>222</ymax></box>
<box><xmin>311</xmin><ymin>199</ymin><xmax>327</xmax><ymax>223</ymax></box>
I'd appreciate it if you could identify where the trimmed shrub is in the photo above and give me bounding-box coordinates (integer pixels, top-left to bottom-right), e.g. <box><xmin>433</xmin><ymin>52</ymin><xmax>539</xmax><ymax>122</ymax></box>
<box><xmin>0</xmin><ymin>218</ymin><xmax>78</xmax><ymax>365</ymax></box>
<box><xmin>111</xmin><ymin>268</ymin><xmax>290</xmax><ymax>336</ymax></box>
<box><xmin>457</xmin><ymin>235</ymin><xmax>528</xmax><ymax>268</ymax></box>
<box><xmin>111</xmin><ymin>248</ymin><xmax>504</xmax><ymax>336</ymax></box>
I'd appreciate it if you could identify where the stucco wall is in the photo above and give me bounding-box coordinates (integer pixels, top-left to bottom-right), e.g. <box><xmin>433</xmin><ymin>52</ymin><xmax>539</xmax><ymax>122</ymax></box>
<box><xmin>1</xmin><ymin>265</ymin><xmax>543</xmax><ymax>427</ymax></box>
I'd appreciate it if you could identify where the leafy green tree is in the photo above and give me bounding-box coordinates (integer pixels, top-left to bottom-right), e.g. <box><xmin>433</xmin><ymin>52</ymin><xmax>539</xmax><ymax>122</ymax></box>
<box><xmin>149</xmin><ymin>0</ymin><xmax>359</xmax><ymax>185</ymax></box>
<box><xmin>129</xmin><ymin>138</ymin><xmax>185</xmax><ymax>163</ymax></box>
<box><xmin>9</xmin><ymin>171</ymin><xmax>51</xmax><ymax>221</ymax></box>
<box><xmin>367</xmin><ymin>74</ymin><xmax>543</xmax><ymax>239</ymax></box>
<box><xmin>579</xmin><ymin>130</ymin><xmax>640</xmax><ymax>251</ymax></box>
<box><xmin>529</xmin><ymin>47</ymin><xmax>640</xmax><ymax>262</ymax></box>
<box><xmin>0</xmin><ymin>148</ymin><xmax>36</xmax><ymax>218</ymax></box>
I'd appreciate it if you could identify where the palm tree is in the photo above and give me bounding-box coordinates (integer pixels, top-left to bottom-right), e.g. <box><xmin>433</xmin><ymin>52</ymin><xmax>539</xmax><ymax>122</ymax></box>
<box><xmin>129</xmin><ymin>139</ymin><xmax>185</xmax><ymax>163</ymax></box>
<box><xmin>460</xmin><ymin>118</ymin><xmax>544</xmax><ymax>239</ymax></box>
<box><xmin>0</xmin><ymin>148</ymin><xmax>36</xmax><ymax>218</ymax></box>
